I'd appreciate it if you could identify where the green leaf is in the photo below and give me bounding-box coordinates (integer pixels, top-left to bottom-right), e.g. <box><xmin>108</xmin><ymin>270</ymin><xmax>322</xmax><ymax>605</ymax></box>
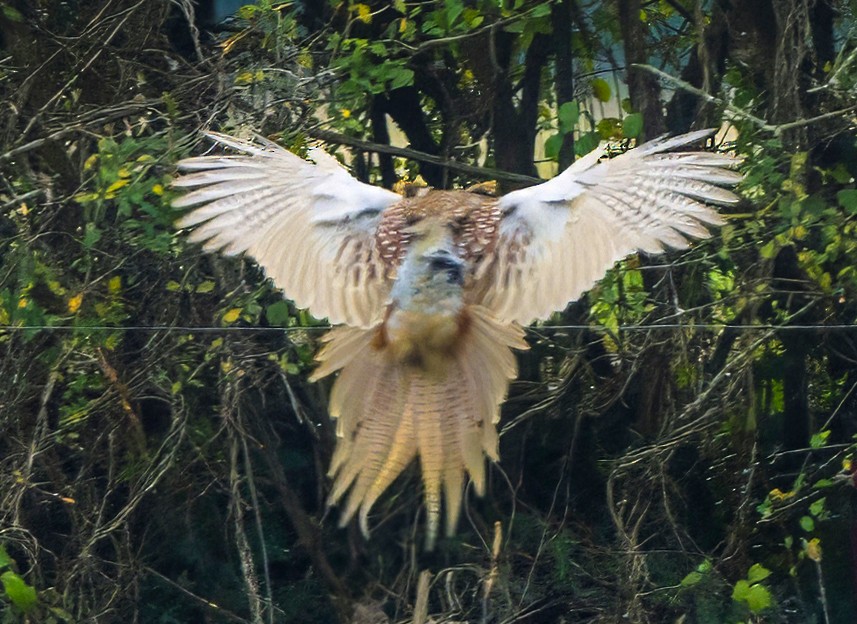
<box><xmin>731</xmin><ymin>579</ymin><xmax>751</xmax><ymax>601</ymax></box>
<box><xmin>747</xmin><ymin>563</ymin><xmax>771</xmax><ymax>584</ymax></box>
<box><xmin>237</xmin><ymin>4</ymin><xmax>259</xmax><ymax>19</ymax></box>
<box><xmin>544</xmin><ymin>133</ymin><xmax>563</xmax><ymax>160</ymax></box>
<box><xmin>558</xmin><ymin>101</ymin><xmax>579</xmax><ymax>132</ymax></box>
<box><xmin>809</xmin><ymin>497</ymin><xmax>826</xmax><ymax>517</ymax></box>
<box><xmin>195</xmin><ymin>281</ymin><xmax>216</xmax><ymax>294</ymax></box>
<box><xmin>799</xmin><ymin>515</ymin><xmax>815</xmax><ymax>532</ymax></box>
<box><xmin>809</xmin><ymin>429</ymin><xmax>830</xmax><ymax>448</ymax></box>
<box><xmin>680</xmin><ymin>571</ymin><xmax>703</xmax><ymax>587</ymax></box>
<box><xmin>622</xmin><ymin>112</ymin><xmax>643</xmax><ymax>138</ymax></box>
<box><xmin>265</xmin><ymin>301</ymin><xmax>292</xmax><ymax>326</ymax></box>
<box><xmin>836</xmin><ymin>189</ymin><xmax>857</xmax><ymax>214</ymax></box>
<box><xmin>745</xmin><ymin>583</ymin><xmax>773</xmax><ymax>612</ymax></box>
<box><xmin>575</xmin><ymin>131</ymin><xmax>601</xmax><ymax>157</ymax></box>
<box><xmin>596</xmin><ymin>117</ymin><xmax>621</xmax><ymax>139</ymax></box>
<box><xmin>759</xmin><ymin>240</ymin><xmax>777</xmax><ymax>259</ymax></box>
<box><xmin>0</xmin><ymin>570</ymin><xmax>37</xmax><ymax>612</ymax></box>
<box><xmin>0</xmin><ymin>545</ymin><xmax>12</xmax><ymax>569</ymax></box>
<box><xmin>591</xmin><ymin>78</ymin><xmax>611</xmax><ymax>102</ymax></box>
<box><xmin>2</xmin><ymin>6</ymin><xmax>24</xmax><ymax>22</ymax></box>
<box><xmin>389</xmin><ymin>67</ymin><xmax>414</xmax><ymax>90</ymax></box>
<box><xmin>83</xmin><ymin>223</ymin><xmax>102</xmax><ymax>249</ymax></box>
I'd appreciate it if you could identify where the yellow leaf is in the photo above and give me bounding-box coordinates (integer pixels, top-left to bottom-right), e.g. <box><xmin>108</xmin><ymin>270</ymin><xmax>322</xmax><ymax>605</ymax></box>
<box><xmin>74</xmin><ymin>192</ymin><xmax>99</xmax><ymax>204</ymax></box>
<box><xmin>399</xmin><ymin>17</ymin><xmax>407</xmax><ymax>33</ymax></box>
<box><xmin>108</xmin><ymin>276</ymin><xmax>122</xmax><ymax>294</ymax></box>
<box><xmin>104</xmin><ymin>332</ymin><xmax>120</xmax><ymax>350</ymax></box>
<box><xmin>60</xmin><ymin>496</ymin><xmax>76</xmax><ymax>504</ymax></box>
<box><xmin>117</xmin><ymin>167</ymin><xmax>131</xmax><ymax>178</ymax></box>
<box><xmin>105</xmin><ymin>178</ymin><xmax>130</xmax><ymax>198</ymax></box>
<box><xmin>68</xmin><ymin>293</ymin><xmax>83</xmax><ymax>313</ymax></box>
<box><xmin>341</xmin><ymin>108</ymin><xmax>352</xmax><ymax>119</ymax></box>
<box><xmin>16</xmin><ymin>202</ymin><xmax>29</xmax><ymax>216</ymax></box>
<box><xmin>221</xmin><ymin>359</ymin><xmax>233</xmax><ymax>374</ymax></box>
<box><xmin>17</xmin><ymin>298</ymin><xmax>28</xmax><ymax>309</ymax></box>
<box><xmin>843</xmin><ymin>458</ymin><xmax>852</xmax><ymax>472</ymax></box>
<box><xmin>769</xmin><ymin>488</ymin><xmax>795</xmax><ymax>501</ymax></box>
<box><xmin>222</xmin><ymin>308</ymin><xmax>241</xmax><ymax>324</ymax></box>
<box><xmin>354</xmin><ymin>3</ymin><xmax>371</xmax><ymax>23</ymax></box>
<box><xmin>220</xmin><ymin>30</ymin><xmax>247</xmax><ymax>55</ymax></box>
<box><xmin>235</xmin><ymin>70</ymin><xmax>264</xmax><ymax>85</ymax></box>
<box><xmin>84</xmin><ymin>154</ymin><xmax>99</xmax><ymax>170</ymax></box>
<box><xmin>152</xmin><ymin>183</ymin><xmax>164</xmax><ymax>196</ymax></box>
<box><xmin>805</xmin><ymin>538</ymin><xmax>822</xmax><ymax>562</ymax></box>
<box><xmin>297</xmin><ymin>51</ymin><xmax>313</xmax><ymax>68</ymax></box>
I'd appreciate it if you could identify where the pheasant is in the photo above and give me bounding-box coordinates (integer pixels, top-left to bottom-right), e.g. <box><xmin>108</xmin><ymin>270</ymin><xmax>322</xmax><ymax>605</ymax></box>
<box><xmin>173</xmin><ymin>129</ymin><xmax>741</xmax><ymax>547</ymax></box>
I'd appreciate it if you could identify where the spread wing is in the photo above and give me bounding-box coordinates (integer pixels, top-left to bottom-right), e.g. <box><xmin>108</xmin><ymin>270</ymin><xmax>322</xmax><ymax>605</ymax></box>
<box><xmin>173</xmin><ymin>133</ymin><xmax>401</xmax><ymax>328</ymax></box>
<box><xmin>475</xmin><ymin>129</ymin><xmax>742</xmax><ymax>324</ymax></box>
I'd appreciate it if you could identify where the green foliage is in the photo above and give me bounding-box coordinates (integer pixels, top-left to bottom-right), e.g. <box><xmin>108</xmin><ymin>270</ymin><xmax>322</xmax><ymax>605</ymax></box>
<box><xmin>0</xmin><ymin>545</ymin><xmax>38</xmax><ymax>616</ymax></box>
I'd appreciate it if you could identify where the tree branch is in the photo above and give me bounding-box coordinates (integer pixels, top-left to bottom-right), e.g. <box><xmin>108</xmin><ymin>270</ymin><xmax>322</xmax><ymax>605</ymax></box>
<box><xmin>308</xmin><ymin>128</ymin><xmax>542</xmax><ymax>185</ymax></box>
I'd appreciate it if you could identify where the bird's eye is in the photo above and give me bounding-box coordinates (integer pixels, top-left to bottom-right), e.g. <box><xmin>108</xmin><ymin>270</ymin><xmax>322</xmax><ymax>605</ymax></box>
<box><xmin>428</xmin><ymin>254</ymin><xmax>464</xmax><ymax>285</ymax></box>
<box><xmin>428</xmin><ymin>254</ymin><xmax>459</xmax><ymax>272</ymax></box>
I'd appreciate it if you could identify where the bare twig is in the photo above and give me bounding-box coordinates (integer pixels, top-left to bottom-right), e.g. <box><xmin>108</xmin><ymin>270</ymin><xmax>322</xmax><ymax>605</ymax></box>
<box><xmin>633</xmin><ymin>63</ymin><xmax>857</xmax><ymax>135</ymax></box>
<box><xmin>307</xmin><ymin>128</ymin><xmax>542</xmax><ymax>185</ymax></box>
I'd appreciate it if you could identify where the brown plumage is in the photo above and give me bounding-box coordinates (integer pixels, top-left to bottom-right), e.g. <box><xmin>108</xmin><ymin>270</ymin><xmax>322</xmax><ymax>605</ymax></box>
<box><xmin>173</xmin><ymin>129</ymin><xmax>741</xmax><ymax>547</ymax></box>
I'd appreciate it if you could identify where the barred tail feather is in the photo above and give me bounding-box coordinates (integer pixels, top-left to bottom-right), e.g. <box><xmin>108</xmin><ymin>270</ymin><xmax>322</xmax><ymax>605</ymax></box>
<box><xmin>313</xmin><ymin>306</ymin><xmax>527</xmax><ymax>548</ymax></box>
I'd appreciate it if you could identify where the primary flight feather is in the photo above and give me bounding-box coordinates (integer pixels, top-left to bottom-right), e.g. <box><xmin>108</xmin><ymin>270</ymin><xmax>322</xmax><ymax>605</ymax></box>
<box><xmin>173</xmin><ymin>129</ymin><xmax>741</xmax><ymax>548</ymax></box>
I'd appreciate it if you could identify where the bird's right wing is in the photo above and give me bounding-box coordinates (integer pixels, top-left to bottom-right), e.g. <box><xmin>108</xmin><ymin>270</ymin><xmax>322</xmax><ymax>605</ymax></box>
<box><xmin>474</xmin><ymin>129</ymin><xmax>742</xmax><ymax>324</ymax></box>
<box><xmin>173</xmin><ymin>133</ymin><xmax>402</xmax><ymax>328</ymax></box>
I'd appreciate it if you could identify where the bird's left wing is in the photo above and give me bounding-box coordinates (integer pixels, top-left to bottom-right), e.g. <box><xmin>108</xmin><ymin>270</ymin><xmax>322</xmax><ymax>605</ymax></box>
<box><xmin>173</xmin><ymin>133</ymin><xmax>402</xmax><ymax>328</ymax></box>
<box><xmin>474</xmin><ymin>129</ymin><xmax>742</xmax><ymax>324</ymax></box>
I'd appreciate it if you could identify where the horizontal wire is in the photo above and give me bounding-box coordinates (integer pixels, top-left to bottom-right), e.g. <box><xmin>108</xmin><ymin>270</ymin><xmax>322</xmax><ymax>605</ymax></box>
<box><xmin>0</xmin><ymin>323</ymin><xmax>853</xmax><ymax>333</ymax></box>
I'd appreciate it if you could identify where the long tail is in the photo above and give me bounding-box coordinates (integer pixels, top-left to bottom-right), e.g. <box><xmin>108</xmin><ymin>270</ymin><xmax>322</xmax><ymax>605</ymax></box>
<box><xmin>311</xmin><ymin>306</ymin><xmax>528</xmax><ymax>548</ymax></box>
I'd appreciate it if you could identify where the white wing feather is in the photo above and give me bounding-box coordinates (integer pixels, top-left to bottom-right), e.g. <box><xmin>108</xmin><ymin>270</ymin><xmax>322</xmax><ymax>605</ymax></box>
<box><xmin>173</xmin><ymin>133</ymin><xmax>401</xmax><ymax>327</ymax></box>
<box><xmin>481</xmin><ymin>129</ymin><xmax>742</xmax><ymax>324</ymax></box>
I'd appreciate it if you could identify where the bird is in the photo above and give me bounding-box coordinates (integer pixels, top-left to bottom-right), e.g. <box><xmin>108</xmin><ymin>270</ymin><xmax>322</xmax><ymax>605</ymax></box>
<box><xmin>172</xmin><ymin>128</ymin><xmax>741</xmax><ymax>548</ymax></box>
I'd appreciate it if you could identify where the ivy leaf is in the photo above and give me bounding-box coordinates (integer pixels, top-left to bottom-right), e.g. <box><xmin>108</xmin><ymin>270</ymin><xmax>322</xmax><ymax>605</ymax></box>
<box><xmin>799</xmin><ymin>515</ymin><xmax>815</xmax><ymax>532</ymax></box>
